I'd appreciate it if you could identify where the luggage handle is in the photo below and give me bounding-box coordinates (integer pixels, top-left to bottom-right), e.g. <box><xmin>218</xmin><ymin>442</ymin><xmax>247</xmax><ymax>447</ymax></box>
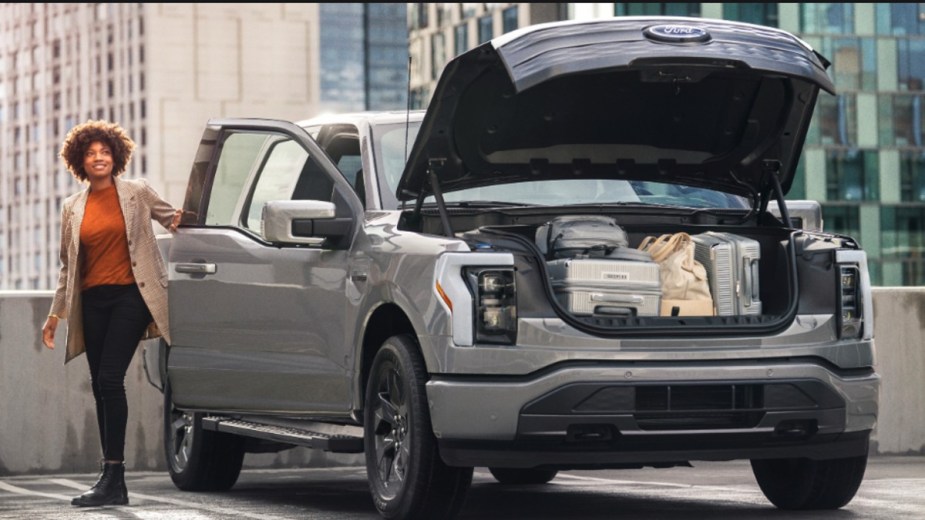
<box><xmin>742</xmin><ymin>257</ymin><xmax>760</xmax><ymax>306</ymax></box>
<box><xmin>593</xmin><ymin>305</ymin><xmax>636</xmax><ymax>317</ymax></box>
<box><xmin>590</xmin><ymin>293</ymin><xmax>644</xmax><ymax>304</ymax></box>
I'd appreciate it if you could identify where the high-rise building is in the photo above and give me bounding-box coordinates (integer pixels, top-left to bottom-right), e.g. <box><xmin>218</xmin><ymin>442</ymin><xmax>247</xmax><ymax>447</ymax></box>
<box><xmin>0</xmin><ymin>3</ymin><xmax>408</xmax><ymax>290</ymax></box>
<box><xmin>406</xmin><ymin>3</ymin><xmax>566</xmax><ymax>109</ymax></box>
<box><xmin>408</xmin><ymin>3</ymin><xmax>925</xmax><ymax>286</ymax></box>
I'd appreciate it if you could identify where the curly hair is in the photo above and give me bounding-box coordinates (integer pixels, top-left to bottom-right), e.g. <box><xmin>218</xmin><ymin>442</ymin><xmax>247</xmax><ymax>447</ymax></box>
<box><xmin>59</xmin><ymin>120</ymin><xmax>135</xmax><ymax>181</ymax></box>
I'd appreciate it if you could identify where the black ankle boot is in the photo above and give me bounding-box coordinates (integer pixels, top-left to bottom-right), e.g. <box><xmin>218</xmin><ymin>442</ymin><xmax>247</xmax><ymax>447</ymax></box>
<box><xmin>71</xmin><ymin>462</ymin><xmax>129</xmax><ymax>507</ymax></box>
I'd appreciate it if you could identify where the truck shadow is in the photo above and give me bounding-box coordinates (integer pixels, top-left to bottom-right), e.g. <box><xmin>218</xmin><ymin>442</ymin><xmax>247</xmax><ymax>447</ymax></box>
<box><xmin>225</xmin><ymin>470</ymin><xmax>865</xmax><ymax>519</ymax></box>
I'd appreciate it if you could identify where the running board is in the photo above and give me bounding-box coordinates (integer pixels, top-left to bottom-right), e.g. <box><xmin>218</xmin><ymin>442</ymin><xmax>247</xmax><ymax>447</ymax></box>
<box><xmin>201</xmin><ymin>416</ymin><xmax>364</xmax><ymax>453</ymax></box>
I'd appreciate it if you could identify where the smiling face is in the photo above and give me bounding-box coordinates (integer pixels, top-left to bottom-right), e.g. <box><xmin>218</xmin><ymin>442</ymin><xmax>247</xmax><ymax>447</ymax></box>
<box><xmin>83</xmin><ymin>141</ymin><xmax>114</xmax><ymax>184</ymax></box>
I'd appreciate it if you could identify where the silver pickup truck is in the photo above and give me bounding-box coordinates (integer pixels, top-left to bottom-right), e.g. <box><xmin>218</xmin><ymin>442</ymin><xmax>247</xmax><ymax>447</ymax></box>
<box><xmin>144</xmin><ymin>16</ymin><xmax>879</xmax><ymax>519</ymax></box>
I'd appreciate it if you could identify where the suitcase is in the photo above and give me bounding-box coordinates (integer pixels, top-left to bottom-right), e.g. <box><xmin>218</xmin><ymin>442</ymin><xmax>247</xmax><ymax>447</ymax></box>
<box><xmin>691</xmin><ymin>232</ymin><xmax>762</xmax><ymax>316</ymax></box>
<box><xmin>546</xmin><ymin>258</ymin><xmax>661</xmax><ymax>317</ymax></box>
<box><xmin>536</xmin><ymin>216</ymin><xmax>628</xmax><ymax>259</ymax></box>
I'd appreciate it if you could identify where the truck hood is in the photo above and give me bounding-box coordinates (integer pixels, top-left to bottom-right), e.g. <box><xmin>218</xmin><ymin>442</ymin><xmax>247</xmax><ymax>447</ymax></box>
<box><xmin>397</xmin><ymin>17</ymin><xmax>834</xmax><ymax>202</ymax></box>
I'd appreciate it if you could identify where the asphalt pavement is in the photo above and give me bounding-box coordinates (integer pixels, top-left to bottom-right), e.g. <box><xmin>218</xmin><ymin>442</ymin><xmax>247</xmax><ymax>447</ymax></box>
<box><xmin>1</xmin><ymin>456</ymin><xmax>922</xmax><ymax>519</ymax></box>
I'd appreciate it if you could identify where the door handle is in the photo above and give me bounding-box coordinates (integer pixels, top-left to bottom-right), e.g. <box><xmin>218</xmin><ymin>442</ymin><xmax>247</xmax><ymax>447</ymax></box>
<box><xmin>175</xmin><ymin>262</ymin><xmax>217</xmax><ymax>275</ymax></box>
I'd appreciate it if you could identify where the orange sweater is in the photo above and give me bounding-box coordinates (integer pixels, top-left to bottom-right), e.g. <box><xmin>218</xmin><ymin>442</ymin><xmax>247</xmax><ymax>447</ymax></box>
<box><xmin>79</xmin><ymin>185</ymin><xmax>135</xmax><ymax>290</ymax></box>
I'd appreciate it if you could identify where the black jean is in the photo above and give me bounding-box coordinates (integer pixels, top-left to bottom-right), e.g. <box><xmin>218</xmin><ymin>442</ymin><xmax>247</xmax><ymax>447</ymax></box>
<box><xmin>81</xmin><ymin>283</ymin><xmax>152</xmax><ymax>461</ymax></box>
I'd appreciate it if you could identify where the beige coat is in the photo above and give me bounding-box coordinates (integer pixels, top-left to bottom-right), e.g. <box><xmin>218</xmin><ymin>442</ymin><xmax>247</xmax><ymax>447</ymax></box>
<box><xmin>50</xmin><ymin>176</ymin><xmax>175</xmax><ymax>364</ymax></box>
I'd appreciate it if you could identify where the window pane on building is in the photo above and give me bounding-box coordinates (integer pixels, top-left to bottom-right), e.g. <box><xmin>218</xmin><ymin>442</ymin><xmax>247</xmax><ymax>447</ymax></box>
<box><xmin>881</xmin><ymin>205</ymin><xmax>925</xmax><ymax>285</ymax></box>
<box><xmin>478</xmin><ymin>15</ymin><xmax>493</xmax><ymax>43</ymax></box>
<box><xmin>723</xmin><ymin>3</ymin><xmax>779</xmax><ymax>27</ymax></box>
<box><xmin>431</xmin><ymin>32</ymin><xmax>446</xmax><ymax>80</ymax></box>
<box><xmin>900</xmin><ymin>152</ymin><xmax>925</xmax><ymax>202</ymax></box>
<box><xmin>818</xmin><ymin>94</ymin><xmax>858</xmax><ymax>146</ymax></box>
<box><xmin>823</xmin><ymin>204</ymin><xmax>861</xmax><ymax>240</ymax></box>
<box><xmin>788</xmin><ymin>155</ymin><xmax>807</xmax><ymax>200</ymax></box>
<box><xmin>898</xmin><ymin>39</ymin><xmax>925</xmax><ymax>91</ymax></box>
<box><xmin>455</xmin><ymin>23</ymin><xmax>468</xmax><ymax>56</ymax></box>
<box><xmin>617</xmin><ymin>3</ymin><xmax>699</xmax><ymax>17</ymax></box>
<box><xmin>801</xmin><ymin>3</ymin><xmax>854</xmax><ymax>34</ymax></box>
<box><xmin>502</xmin><ymin>6</ymin><xmax>518</xmax><ymax>34</ymax></box>
<box><xmin>876</xmin><ymin>3</ymin><xmax>925</xmax><ymax>36</ymax></box>
<box><xmin>892</xmin><ymin>94</ymin><xmax>925</xmax><ymax>147</ymax></box>
<box><xmin>825</xmin><ymin>150</ymin><xmax>878</xmax><ymax>202</ymax></box>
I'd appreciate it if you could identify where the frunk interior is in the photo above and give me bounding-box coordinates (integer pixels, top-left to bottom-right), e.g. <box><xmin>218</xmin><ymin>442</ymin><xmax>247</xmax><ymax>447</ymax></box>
<box><xmin>412</xmin><ymin>207</ymin><xmax>849</xmax><ymax>336</ymax></box>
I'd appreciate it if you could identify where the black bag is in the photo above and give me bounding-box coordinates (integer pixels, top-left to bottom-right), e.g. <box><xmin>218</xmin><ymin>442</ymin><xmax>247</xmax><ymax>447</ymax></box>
<box><xmin>535</xmin><ymin>216</ymin><xmax>629</xmax><ymax>259</ymax></box>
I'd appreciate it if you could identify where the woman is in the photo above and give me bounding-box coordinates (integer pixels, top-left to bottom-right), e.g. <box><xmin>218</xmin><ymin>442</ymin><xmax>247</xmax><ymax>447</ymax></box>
<box><xmin>41</xmin><ymin>120</ymin><xmax>182</xmax><ymax>507</ymax></box>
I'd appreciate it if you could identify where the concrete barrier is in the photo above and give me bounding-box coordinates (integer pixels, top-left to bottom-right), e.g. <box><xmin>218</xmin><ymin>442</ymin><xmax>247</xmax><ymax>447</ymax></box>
<box><xmin>0</xmin><ymin>291</ymin><xmax>362</xmax><ymax>476</ymax></box>
<box><xmin>1</xmin><ymin>289</ymin><xmax>922</xmax><ymax>476</ymax></box>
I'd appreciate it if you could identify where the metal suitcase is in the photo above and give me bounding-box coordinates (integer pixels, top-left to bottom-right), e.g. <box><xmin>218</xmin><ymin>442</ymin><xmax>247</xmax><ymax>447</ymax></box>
<box><xmin>691</xmin><ymin>231</ymin><xmax>762</xmax><ymax>316</ymax></box>
<box><xmin>546</xmin><ymin>258</ymin><xmax>661</xmax><ymax>317</ymax></box>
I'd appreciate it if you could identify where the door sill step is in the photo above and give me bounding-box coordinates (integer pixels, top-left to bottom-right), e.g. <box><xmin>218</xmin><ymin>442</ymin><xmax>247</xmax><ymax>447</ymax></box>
<box><xmin>201</xmin><ymin>416</ymin><xmax>364</xmax><ymax>453</ymax></box>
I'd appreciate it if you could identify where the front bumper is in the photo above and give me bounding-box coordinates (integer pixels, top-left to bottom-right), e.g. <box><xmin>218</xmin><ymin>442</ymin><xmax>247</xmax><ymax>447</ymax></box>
<box><xmin>426</xmin><ymin>359</ymin><xmax>879</xmax><ymax>468</ymax></box>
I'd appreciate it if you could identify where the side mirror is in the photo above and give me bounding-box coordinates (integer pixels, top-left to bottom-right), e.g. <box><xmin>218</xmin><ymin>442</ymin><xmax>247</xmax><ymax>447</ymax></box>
<box><xmin>768</xmin><ymin>200</ymin><xmax>823</xmax><ymax>232</ymax></box>
<box><xmin>262</xmin><ymin>200</ymin><xmax>351</xmax><ymax>245</ymax></box>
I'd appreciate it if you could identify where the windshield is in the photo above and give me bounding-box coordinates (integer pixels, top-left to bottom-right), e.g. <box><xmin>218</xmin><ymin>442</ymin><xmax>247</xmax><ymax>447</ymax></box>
<box><xmin>372</xmin><ymin>121</ymin><xmax>422</xmax><ymax>209</ymax></box>
<box><xmin>373</xmin><ymin>122</ymin><xmax>749</xmax><ymax>210</ymax></box>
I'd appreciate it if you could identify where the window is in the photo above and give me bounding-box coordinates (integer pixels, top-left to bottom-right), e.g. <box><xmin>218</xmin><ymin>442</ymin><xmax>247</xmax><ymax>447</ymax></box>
<box><xmin>801</xmin><ymin>3</ymin><xmax>854</xmax><ymax>34</ymax></box>
<box><xmin>502</xmin><ymin>6</ymin><xmax>518</xmax><ymax>34</ymax></box>
<box><xmin>819</xmin><ymin>38</ymin><xmax>876</xmax><ymax>91</ymax></box>
<box><xmin>822</xmin><ymin>205</ymin><xmax>861</xmax><ymax>240</ymax></box>
<box><xmin>880</xmin><ymin>205</ymin><xmax>925</xmax><ymax>285</ymax></box>
<box><xmin>205</xmin><ymin>130</ymin><xmax>334</xmax><ymax>238</ymax></box>
<box><xmin>876</xmin><ymin>4</ymin><xmax>925</xmax><ymax>36</ymax></box>
<box><xmin>880</xmin><ymin>94</ymin><xmax>925</xmax><ymax>147</ymax></box>
<box><xmin>816</xmin><ymin>94</ymin><xmax>858</xmax><ymax>146</ymax></box>
<box><xmin>825</xmin><ymin>150</ymin><xmax>878</xmax><ymax>202</ymax></box>
<box><xmin>437</xmin><ymin>4</ymin><xmax>454</xmax><ymax>27</ymax></box>
<box><xmin>410</xmin><ymin>3</ymin><xmax>428</xmax><ymax>30</ymax></box>
<box><xmin>616</xmin><ymin>3</ymin><xmax>700</xmax><ymax>17</ymax></box>
<box><xmin>478</xmin><ymin>15</ymin><xmax>493</xmax><ymax>44</ymax></box>
<box><xmin>787</xmin><ymin>155</ymin><xmax>807</xmax><ymax>200</ymax></box>
<box><xmin>723</xmin><ymin>3</ymin><xmax>778</xmax><ymax>27</ymax></box>
<box><xmin>206</xmin><ymin>132</ymin><xmax>271</xmax><ymax>226</ymax></box>
<box><xmin>461</xmin><ymin>3</ymin><xmax>478</xmax><ymax>20</ymax></box>
<box><xmin>244</xmin><ymin>140</ymin><xmax>310</xmax><ymax>232</ymax></box>
<box><xmin>455</xmin><ymin>23</ymin><xmax>468</xmax><ymax>56</ymax></box>
<box><xmin>431</xmin><ymin>32</ymin><xmax>446</xmax><ymax>79</ymax></box>
<box><xmin>898</xmin><ymin>39</ymin><xmax>925</xmax><ymax>91</ymax></box>
<box><xmin>900</xmin><ymin>152</ymin><xmax>925</xmax><ymax>202</ymax></box>
<box><xmin>409</xmin><ymin>86</ymin><xmax>430</xmax><ymax>110</ymax></box>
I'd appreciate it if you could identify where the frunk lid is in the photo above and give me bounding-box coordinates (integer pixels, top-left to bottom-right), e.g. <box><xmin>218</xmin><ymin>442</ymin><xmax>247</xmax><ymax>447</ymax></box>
<box><xmin>398</xmin><ymin>16</ymin><xmax>834</xmax><ymax>202</ymax></box>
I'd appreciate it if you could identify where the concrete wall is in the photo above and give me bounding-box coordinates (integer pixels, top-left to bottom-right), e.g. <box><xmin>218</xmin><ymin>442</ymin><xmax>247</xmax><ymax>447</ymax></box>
<box><xmin>0</xmin><ymin>291</ymin><xmax>361</xmax><ymax>476</ymax></box>
<box><xmin>1</xmin><ymin>289</ymin><xmax>922</xmax><ymax>476</ymax></box>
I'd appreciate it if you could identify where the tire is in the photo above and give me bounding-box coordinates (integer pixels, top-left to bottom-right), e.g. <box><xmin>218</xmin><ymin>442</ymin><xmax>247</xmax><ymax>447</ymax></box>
<box><xmin>751</xmin><ymin>452</ymin><xmax>868</xmax><ymax>510</ymax></box>
<box><xmin>364</xmin><ymin>334</ymin><xmax>473</xmax><ymax>519</ymax></box>
<box><xmin>488</xmin><ymin>467</ymin><xmax>558</xmax><ymax>485</ymax></box>
<box><xmin>164</xmin><ymin>380</ymin><xmax>246</xmax><ymax>491</ymax></box>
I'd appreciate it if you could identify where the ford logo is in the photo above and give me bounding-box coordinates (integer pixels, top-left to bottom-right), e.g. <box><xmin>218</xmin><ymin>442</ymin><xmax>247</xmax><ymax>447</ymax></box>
<box><xmin>644</xmin><ymin>24</ymin><xmax>711</xmax><ymax>44</ymax></box>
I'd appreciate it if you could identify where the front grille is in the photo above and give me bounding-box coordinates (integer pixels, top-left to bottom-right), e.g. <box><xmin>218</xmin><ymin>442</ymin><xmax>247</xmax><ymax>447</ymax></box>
<box><xmin>521</xmin><ymin>380</ymin><xmax>844</xmax><ymax>434</ymax></box>
<box><xmin>634</xmin><ymin>384</ymin><xmax>764</xmax><ymax>430</ymax></box>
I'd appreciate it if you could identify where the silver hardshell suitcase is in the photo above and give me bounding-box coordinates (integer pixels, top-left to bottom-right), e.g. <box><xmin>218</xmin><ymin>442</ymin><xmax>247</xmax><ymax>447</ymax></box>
<box><xmin>691</xmin><ymin>231</ymin><xmax>762</xmax><ymax>316</ymax></box>
<box><xmin>546</xmin><ymin>258</ymin><xmax>661</xmax><ymax>317</ymax></box>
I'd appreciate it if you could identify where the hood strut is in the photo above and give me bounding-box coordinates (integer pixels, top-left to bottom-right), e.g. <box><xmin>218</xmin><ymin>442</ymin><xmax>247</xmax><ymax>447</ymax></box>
<box><xmin>413</xmin><ymin>159</ymin><xmax>455</xmax><ymax>238</ymax></box>
<box><xmin>769</xmin><ymin>171</ymin><xmax>791</xmax><ymax>228</ymax></box>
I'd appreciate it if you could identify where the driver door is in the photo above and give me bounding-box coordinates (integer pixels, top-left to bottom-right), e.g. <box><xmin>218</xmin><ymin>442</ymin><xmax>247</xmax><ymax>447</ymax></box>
<box><xmin>167</xmin><ymin>119</ymin><xmax>362</xmax><ymax>416</ymax></box>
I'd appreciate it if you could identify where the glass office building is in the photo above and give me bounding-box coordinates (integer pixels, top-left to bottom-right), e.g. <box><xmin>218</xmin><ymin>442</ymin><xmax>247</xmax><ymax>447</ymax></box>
<box><xmin>319</xmin><ymin>3</ymin><xmax>408</xmax><ymax>112</ymax></box>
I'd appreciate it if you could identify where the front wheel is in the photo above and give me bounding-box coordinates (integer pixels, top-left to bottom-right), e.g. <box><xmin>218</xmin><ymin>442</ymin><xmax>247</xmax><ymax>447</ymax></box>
<box><xmin>751</xmin><ymin>452</ymin><xmax>868</xmax><ymax>510</ymax></box>
<box><xmin>364</xmin><ymin>334</ymin><xmax>473</xmax><ymax>519</ymax></box>
<box><xmin>164</xmin><ymin>380</ymin><xmax>245</xmax><ymax>491</ymax></box>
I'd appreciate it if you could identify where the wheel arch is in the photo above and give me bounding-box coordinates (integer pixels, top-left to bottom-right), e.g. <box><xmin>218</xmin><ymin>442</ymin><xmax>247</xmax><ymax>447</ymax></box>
<box><xmin>354</xmin><ymin>303</ymin><xmax>419</xmax><ymax>418</ymax></box>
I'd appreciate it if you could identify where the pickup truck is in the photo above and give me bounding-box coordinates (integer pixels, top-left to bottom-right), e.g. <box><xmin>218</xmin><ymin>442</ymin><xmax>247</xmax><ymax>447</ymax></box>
<box><xmin>144</xmin><ymin>16</ymin><xmax>879</xmax><ymax>519</ymax></box>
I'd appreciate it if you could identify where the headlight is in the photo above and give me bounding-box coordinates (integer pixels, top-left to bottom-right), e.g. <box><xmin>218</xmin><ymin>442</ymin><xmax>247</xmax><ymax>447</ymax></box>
<box><xmin>465</xmin><ymin>267</ymin><xmax>517</xmax><ymax>344</ymax></box>
<box><xmin>837</xmin><ymin>265</ymin><xmax>862</xmax><ymax>339</ymax></box>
